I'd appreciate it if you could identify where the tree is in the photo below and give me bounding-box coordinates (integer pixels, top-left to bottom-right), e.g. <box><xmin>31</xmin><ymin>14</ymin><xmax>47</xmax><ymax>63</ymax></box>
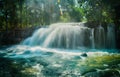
<box><xmin>68</xmin><ymin>0</ymin><xmax>117</xmax><ymax>24</ymax></box>
<box><xmin>0</xmin><ymin>0</ymin><xmax>25</xmax><ymax>30</ymax></box>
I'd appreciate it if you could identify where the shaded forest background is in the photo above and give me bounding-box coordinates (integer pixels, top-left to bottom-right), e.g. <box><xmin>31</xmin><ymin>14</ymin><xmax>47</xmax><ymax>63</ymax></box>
<box><xmin>0</xmin><ymin>0</ymin><xmax>120</xmax><ymax>48</ymax></box>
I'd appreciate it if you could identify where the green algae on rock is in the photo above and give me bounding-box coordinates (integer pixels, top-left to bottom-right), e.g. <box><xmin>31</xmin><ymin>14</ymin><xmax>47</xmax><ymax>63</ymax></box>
<box><xmin>77</xmin><ymin>54</ymin><xmax>120</xmax><ymax>76</ymax></box>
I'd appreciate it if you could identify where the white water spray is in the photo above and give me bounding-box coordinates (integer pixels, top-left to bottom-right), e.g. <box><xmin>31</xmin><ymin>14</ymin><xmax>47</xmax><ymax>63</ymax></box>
<box><xmin>23</xmin><ymin>23</ymin><xmax>116</xmax><ymax>49</ymax></box>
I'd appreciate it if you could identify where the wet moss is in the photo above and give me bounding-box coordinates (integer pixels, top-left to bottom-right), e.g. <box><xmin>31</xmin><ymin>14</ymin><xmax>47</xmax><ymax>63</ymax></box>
<box><xmin>83</xmin><ymin>69</ymin><xmax>120</xmax><ymax>77</ymax></box>
<box><xmin>77</xmin><ymin>54</ymin><xmax>120</xmax><ymax>75</ymax></box>
<box><xmin>21</xmin><ymin>68</ymin><xmax>39</xmax><ymax>74</ymax></box>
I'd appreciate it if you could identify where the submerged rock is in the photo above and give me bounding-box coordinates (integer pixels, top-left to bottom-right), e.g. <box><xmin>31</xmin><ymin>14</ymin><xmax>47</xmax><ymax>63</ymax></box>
<box><xmin>0</xmin><ymin>47</ymin><xmax>120</xmax><ymax>77</ymax></box>
<box><xmin>84</xmin><ymin>69</ymin><xmax>120</xmax><ymax>77</ymax></box>
<box><xmin>81</xmin><ymin>53</ymin><xmax>87</xmax><ymax>57</ymax></box>
<box><xmin>78</xmin><ymin>54</ymin><xmax>120</xmax><ymax>76</ymax></box>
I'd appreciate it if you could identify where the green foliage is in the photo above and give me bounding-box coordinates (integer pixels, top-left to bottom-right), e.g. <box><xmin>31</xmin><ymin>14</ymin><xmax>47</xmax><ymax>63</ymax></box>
<box><xmin>69</xmin><ymin>7</ymin><xmax>86</xmax><ymax>22</ymax></box>
<box><xmin>60</xmin><ymin>12</ymin><xmax>71</xmax><ymax>22</ymax></box>
<box><xmin>0</xmin><ymin>0</ymin><xmax>22</xmax><ymax>30</ymax></box>
<box><xmin>0</xmin><ymin>0</ymin><xmax>51</xmax><ymax>30</ymax></box>
<box><xmin>0</xmin><ymin>0</ymin><xmax>118</xmax><ymax>30</ymax></box>
<box><xmin>68</xmin><ymin>0</ymin><xmax>116</xmax><ymax>24</ymax></box>
<box><xmin>16</xmin><ymin>0</ymin><xmax>51</xmax><ymax>28</ymax></box>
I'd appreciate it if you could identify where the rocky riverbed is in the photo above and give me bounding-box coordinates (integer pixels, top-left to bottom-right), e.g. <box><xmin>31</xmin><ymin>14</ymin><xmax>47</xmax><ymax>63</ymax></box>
<box><xmin>0</xmin><ymin>45</ymin><xmax>120</xmax><ymax>77</ymax></box>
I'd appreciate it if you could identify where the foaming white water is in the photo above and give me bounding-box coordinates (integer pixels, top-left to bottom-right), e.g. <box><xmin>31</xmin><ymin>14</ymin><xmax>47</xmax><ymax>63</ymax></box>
<box><xmin>5</xmin><ymin>45</ymin><xmax>115</xmax><ymax>59</ymax></box>
<box><xmin>0</xmin><ymin>23</ymin><xmax>118</xmax><ymax>77</ymax></box>
<box><xmin>2</xmin><ymin>45</ymin><xmax>118</xmax><ymax>77</ymax></box>
<box><xmin>23</xmin><ymin>23</ymin><xmax>116</xmax><ymax>49</ymax></box>
<box><xmin>23</xmin><ymin>23</ymin><xmax>90</xmax><ymax>49</ymax></box>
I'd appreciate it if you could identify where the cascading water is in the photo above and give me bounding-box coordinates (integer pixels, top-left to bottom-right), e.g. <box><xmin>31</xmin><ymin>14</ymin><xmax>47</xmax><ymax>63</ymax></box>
<box><xmin>90</xmin><ymin>28</ymin><xmax>95</xmax><ymax>48</ymax></box>
<box><xmin>1</xmin><ymin>23</ymin><xmax>119</xmax><ymax>77</ymax></box>
<box><xmin>107</xmin><ymin>23</ymin><xmax>116</xmax><ymax>48</ymax></box>
<box><xmin>23</xmin><ymin>23</ymin><xmax>89</xmax><ymax>49</ymax></box>
<box><xmin>94</xmin><ymin>25</ymin><xmax>106</xmax><ymax>48</ymax></box>
<box><xmin>23</xmin><ymin>23</ymin><xmax>116</xmax><ymax>49</ymax></box>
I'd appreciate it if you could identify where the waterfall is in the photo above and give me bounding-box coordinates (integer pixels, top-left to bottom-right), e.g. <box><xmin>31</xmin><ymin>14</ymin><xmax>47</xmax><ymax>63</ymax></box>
<box><xmin>90</xmin><ymin>29</ymin><xmax>95</xmax><ymax>48</ymax></box>
<box><xmin>95</xmin><ymin>25</ymin><xmax>105</xmax><ymax>48</ymax></box>
<box><xmin>23</xmin><ymin>23</ymin><xmax>116</xmax><ymax>49</ymax></box>
<box><xmin>107</xmin><ymin>23</ymin><xmax>116</xmax><ymax>48</ymax></box>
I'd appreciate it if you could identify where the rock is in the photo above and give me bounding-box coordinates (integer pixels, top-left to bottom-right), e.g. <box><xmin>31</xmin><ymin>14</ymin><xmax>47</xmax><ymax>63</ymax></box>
<box><xmin>101</xmin><ymin>69</ymin><xmax>120</xmax><ymax>77</ymax></box>
<box><xmin>83</xmin><ymin>69</ymin><xmax>120</xmax><ymax>77</ymax></box>
<box><xmin>83</xmin><ymin>71</ymin><xmax>100</xmax><ymax>77</ymax></box>
<box><xmin>81</xmin><ymin>53</ymin><xmax>87</xmax><ymax>57</ymax></box>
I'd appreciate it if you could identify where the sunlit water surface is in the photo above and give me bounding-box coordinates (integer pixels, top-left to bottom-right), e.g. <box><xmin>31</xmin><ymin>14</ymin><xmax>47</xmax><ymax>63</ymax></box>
<box><xmin>0</xmin><ymin>45</ymin><xmax>119</xmax><ymax>77</ymax></box>
<box><xmin>0</xmin><ymin>23</ymin><xmax>119</xmax><ymax>77</ymax></box>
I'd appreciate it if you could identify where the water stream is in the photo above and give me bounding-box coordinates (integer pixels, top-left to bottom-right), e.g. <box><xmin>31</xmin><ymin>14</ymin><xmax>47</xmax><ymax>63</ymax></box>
<box><xmin>23</xmin><ymin>23</ymin><xmax>115</xmax><ymax>49</ymax></box>
<box><xmin>0</xmin><ymin>23</ymin><xmax>119</xmax><ymax>77</ymax></box>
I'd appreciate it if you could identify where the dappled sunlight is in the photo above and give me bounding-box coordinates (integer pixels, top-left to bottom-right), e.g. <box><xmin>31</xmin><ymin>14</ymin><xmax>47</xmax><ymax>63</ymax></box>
<box><xmin>0</xmin><ymin>0</ymin><xmax>120</xmax><ymax>77</ymax></box>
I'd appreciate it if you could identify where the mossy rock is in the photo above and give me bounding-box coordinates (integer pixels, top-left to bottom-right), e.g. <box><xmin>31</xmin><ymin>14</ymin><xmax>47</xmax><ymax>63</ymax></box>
<box><xmin>77</xmin><ymin>54</ymin><xmax>120</xmax><ymax>75</ymax></box>
<box><xmin>83</xmin><ymin>69</ymin><xmax>120</xmax><ymax>77</ymax></box>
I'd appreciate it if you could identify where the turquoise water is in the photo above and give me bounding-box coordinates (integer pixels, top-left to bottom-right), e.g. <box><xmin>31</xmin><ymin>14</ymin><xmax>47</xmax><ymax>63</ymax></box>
<box><xmin>0</xmin><ymin>45</ymin><xmax>120</xmax><ymax>77</ymax></box>
<box><xmin>1</xmin><ymin>45</ymin><xmax>118</xmax><ymax>58</ymax></box>
<box><xmin>0</xmin><ymin>23</ymin><xmax>119</xmax><ymax>77</ymax></box>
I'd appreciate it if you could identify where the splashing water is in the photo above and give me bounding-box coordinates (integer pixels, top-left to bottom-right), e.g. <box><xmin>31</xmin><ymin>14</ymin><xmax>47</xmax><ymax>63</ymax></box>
<box><xmin>23</xmin><ymin>23</ymin><xmax>116</xmax><ymax>49</ymax></box>
<box><xmin>0</xmin><ymin>23</ymin><xmax>118</xmax><ymax>77</ymax></box>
